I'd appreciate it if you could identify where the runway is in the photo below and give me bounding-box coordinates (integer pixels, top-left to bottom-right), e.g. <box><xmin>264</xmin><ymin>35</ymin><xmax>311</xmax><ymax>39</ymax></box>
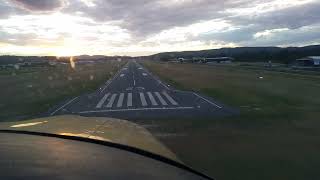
<box><xmin>49</xmin><ymin>61</ymin><xmax>233</xmax><ymax>120</ymax></box>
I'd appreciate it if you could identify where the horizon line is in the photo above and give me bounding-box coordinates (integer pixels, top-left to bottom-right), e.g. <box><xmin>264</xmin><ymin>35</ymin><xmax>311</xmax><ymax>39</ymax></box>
<box><xmin>0</xmin><ymin>44</ymin><xmax>319</xmax><ymax>57</ymax></box>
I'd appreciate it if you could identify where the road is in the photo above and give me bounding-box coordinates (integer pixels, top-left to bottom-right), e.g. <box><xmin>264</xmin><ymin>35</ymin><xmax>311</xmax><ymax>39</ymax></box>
<box><xmin>49</xmin><ymin>61</ymin><xmax>234</xmax><ymax>120</ymax></box>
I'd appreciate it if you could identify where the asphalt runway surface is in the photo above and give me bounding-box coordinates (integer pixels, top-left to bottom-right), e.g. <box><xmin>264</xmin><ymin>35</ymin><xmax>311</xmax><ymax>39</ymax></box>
<box><xmin>49</xmin><ymin>61</ymin><xmax>235</xmax><ymax>120</ymax></box>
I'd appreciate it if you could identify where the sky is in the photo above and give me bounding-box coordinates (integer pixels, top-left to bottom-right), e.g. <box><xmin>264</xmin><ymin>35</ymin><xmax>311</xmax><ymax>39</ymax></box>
<box><xmin>0</xmin><ymin>0</ymin><xmax>319</xmax><ymax>56</ymax></box>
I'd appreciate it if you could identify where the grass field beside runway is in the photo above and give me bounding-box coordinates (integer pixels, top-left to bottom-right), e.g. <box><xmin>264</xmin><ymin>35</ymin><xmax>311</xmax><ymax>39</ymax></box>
<box><xmin>0</xmin><ymin>60</ymin><xmax>126</xmax><ymax>121</ymax></box>
<box><xmin>140</xmin><ymin>61</ymin><xmax>320</xmax><ymax>180</ymax></box>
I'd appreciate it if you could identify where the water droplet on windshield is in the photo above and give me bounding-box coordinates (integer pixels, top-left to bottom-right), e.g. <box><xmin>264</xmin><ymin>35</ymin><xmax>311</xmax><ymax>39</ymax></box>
<box><xmin>14</xmin><ymin>64</ymin><xmax>20</xmax><ymax>70</ymax></box>
<box><xmin>70</xmin><ymin>57</ymin><xmax>76</xmax><ymax>69</ymax></box>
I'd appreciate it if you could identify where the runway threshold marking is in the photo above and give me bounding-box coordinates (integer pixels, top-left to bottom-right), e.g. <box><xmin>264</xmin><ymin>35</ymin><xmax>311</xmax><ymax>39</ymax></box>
<box><xmin>139</xmin><ymin>92</ymin><xmax>148</xmax><ymax>106</ymax></box>
<box><xmin>96</xmin><ymin>93</ymin><xmax>110</xmax><ymax>108</ymax></box>
<box><xmin>193</xmin><ymin>93</ymin><xmax>222</xmax><ymax>109</ymax></box>
<box><xmin>127</xmin><ymin>93</ymin><xmax>133</xmax><ymax>107</ymax></box>
<box><xmin>106</xmin><ymin>94</ymin><xmax>117</xmax><ymax>108</ymax></box>
<box><xmin>162</xmin><ymin>92</ymin><xmax>178</xmax><ymax>105</ymax></box>
<box><xmin>147</xmin><ymin>92</ymin><xmax>158</xmax><ymax>106</ymax></box>
<box><xmin>78</xmin><ymin>107</ymin><xmax>195</xmax><ymax>114</ymax></box>
<box><xmin>117</xmin><ymin>93</ymin><xmax>125</xmax><ymax>107</ymax></box>
<box><xmin>155</xmin><ymin>92</ymin><xmax>168</xmax><ymax>106</ymax></box>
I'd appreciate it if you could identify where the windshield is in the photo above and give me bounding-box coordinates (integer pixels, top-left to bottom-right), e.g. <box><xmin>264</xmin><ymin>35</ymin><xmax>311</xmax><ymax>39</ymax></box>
<box><xmin>0</xmin><ymin>0</ymin><xmax>320</xmax><ymax>179</ymax></box>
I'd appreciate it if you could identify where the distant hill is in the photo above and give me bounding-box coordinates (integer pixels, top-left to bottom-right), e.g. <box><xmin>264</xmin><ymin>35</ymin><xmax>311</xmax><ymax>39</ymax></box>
<box><xmin>0</xmin><ymin>56</ymin><xmax>55</xmax><ymax>65</ymax></box>
<box><xmin>75</xmin><ymin>55</ymin><xmax>107</xmax><ymax>60</ymax></box>
<box><xmin>0</xmin><ymin>55</ymin><xmax>132</xmax><ymax>65</ymax></box>
<box><xmin>149</xmin><ymin>45</ymin><xmax>320</xmax><ymax>64</ymax></box>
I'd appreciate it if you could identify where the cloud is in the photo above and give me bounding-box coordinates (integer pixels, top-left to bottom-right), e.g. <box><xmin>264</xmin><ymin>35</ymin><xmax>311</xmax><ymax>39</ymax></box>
<box><xmin>197</xmin><ymin>25</ymin><xmax>258</xmax><ymax>43</ymax></box>
<box><xmin>228</xmin><ymin>0</ymin><xmax>320</xmax><ymax>30</ymax></box>
<box><xmin>61</xmin><ymin>0</ymin><xmax>320</xmax><ymax>46</ymax></box>
<box><xmin>0</xmin><ymin>0</ymin><xmax>319</xmax><ymax>55</ymax></box>
<box><xmin>11</xmin><ymin>0</ymin><xmax>67</xmax><ymax>12</ymax></box>
<box><xmin>187</xmin><ymin>0</ymin><xmax>320</xmax><ymax>47</ymax></box>
<box><xmin>195</xmin><ymin>23</ymin><xmax>320</xmax><ymax>47</ymax></box>
<box><xmin>63</xmin><ymin>0</ymin><xmax>239</xmax><ymax>37</ymax></box>
<box><xmin>0</xmin><ymin>12</ymin><xmax>133</xmax><ymax>55</ymax></box>
<box><xmin>249</xmin><ymin>25</ymin><xmax>320</xmax><ymax>46</ymax></box>
<box><xmin>0</xmin><ymin>30</ymin><xmax>37</xmax><ymax>46</ymax></box>
<box><xmin>0</xmin><ymin>1</ymin><xmax>21</xmax><ymax>18</ymax></box>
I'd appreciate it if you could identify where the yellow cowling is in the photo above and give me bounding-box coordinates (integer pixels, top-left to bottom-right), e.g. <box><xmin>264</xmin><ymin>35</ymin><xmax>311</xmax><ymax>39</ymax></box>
<box><xmin>0</xmin><ymin>115</ymin><xmax>179</xmax><ymax>162</ymax></box>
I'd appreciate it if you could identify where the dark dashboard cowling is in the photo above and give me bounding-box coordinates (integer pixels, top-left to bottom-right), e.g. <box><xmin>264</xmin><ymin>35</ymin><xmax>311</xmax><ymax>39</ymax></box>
<box><xmin>0</xmin><ymin>132</ymin><xmax>210</xmax><ymax>180</ymax></box>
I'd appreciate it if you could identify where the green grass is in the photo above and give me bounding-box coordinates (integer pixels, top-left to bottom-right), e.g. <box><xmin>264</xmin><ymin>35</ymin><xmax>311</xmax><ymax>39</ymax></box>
<box><xmin>1</xmin><ymin>59</ymin><xmax>320</xmax><ymax>179</ymax></box>
<box><xmin>0</xmin><ymin>61</ymin><xmax>126</xmax><ymax>121</ymax></box>
<box><xmin>138</xmin><ymin>60</ymin><xmax>320</xmax><ymax>180</ymax></box>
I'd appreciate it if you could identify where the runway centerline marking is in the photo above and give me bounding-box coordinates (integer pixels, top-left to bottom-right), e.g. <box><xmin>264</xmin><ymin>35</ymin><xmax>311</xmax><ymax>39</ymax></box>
<box><xmin>134</xmin><ymin>62</ymin><xmax>170</xmax><ymax>90</ymax></box>
<box><xmin>133</xmin><ymin>70</ymin><xmax>136</xmax><ymax>86</ymax></box>
<box><xmin>96</xmin><ymin>93</ymin><xmax>110</xmax><ymax>108</ymax></box>
<box><xmin>78</xmin><ymin>107</ymin><xmax>195</xmax><ymax>114</ymax></box>
<box><xmin>100</xmin><ymin>62</ymin><xmax>129</xmax><ymax>93</ymax></box>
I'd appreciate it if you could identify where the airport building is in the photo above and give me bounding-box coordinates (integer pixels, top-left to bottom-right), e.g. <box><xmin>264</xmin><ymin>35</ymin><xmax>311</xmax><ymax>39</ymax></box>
<box><xmin>296</xmin><ymin>56</ymin><xmax>320</xmax><ymax>66</ymax></box>
<box><xmin>178</xmin><ymin>57</ymin><xmax>234</xmax><ymax>63</ymax></box>
<box><xmin>203</xmin><ymin>57</ymin><xmax>234</xmax><ymax>63</ymax></box>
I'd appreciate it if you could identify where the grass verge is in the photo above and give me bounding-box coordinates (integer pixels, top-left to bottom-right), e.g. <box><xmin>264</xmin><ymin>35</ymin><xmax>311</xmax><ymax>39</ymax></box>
<box><xmin>0</xmin><ymin>60</ymin><xmax>126</xmax><ymax>121</ymax></box>
<box><xmin>138</xmin><ymin>60</ymin><xmax>320</xmax><ymax>180</ymax></box>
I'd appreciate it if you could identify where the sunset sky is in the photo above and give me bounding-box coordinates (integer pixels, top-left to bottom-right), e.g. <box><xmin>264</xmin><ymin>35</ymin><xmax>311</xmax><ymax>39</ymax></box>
<box><xmin>0</xmin><ymin>0</ymin><xmax>319</xmax><ymax>56</ymax></box>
